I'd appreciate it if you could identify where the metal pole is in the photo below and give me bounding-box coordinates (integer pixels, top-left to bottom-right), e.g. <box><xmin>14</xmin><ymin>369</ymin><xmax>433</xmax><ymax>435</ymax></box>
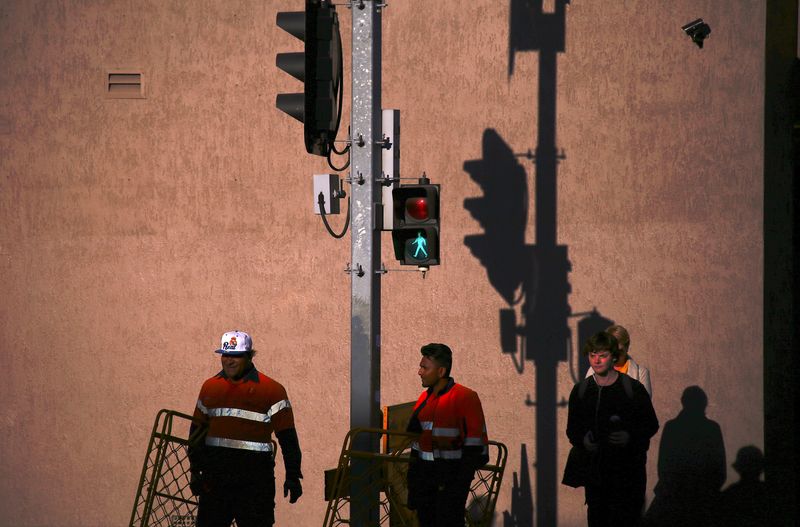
<box><xmin>349</xmin><ymin>1</ymin><xmax>382</xmax><ymax>524</ymax></box>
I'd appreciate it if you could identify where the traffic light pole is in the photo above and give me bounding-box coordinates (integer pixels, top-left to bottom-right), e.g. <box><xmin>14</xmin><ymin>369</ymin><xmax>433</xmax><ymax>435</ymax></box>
<box><xmin>276</xmin><ymin>4</ymin><xmax>382</xmax><ymax>520</ymax></box>
<box><xmin>348</xmin><ymin>1</ymin><xmax>382</xmax><ymax>525</ymax></box>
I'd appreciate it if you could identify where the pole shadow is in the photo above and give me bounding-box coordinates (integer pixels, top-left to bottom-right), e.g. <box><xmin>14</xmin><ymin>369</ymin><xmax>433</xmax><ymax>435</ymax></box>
<box><xmin>463</xmin><ymin>2</ymin><xmax>615</xmax><ymax>526</ymax></box>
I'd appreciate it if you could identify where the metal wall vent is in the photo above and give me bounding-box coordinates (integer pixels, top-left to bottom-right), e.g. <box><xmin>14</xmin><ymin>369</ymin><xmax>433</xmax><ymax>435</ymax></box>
<box><xmin>106</xmin><ymin>71</ymin><xmax>145</xmax><ymax>99</ymax></box>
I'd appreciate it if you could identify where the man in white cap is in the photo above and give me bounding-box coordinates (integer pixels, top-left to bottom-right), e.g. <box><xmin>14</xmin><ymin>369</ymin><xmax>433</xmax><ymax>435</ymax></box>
<box><xmin>188</xmin><ymin>330</ymin><xmax>303</xmax><ymax>527</ymax></box>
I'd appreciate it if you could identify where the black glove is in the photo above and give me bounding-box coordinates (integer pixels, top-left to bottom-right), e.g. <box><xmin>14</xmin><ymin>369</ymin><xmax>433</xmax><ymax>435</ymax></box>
<box><xmin>284</xmin><ymin>478</ymin><xmax>303</xmax><ymax>503</ymax></box>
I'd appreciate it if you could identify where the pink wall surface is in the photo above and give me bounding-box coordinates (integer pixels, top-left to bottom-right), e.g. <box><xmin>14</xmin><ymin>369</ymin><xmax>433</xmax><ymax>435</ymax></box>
<box><xmin>0</xmin><ymin>1</ymin><xmax>764</xmax><ymax>526</ymax></box>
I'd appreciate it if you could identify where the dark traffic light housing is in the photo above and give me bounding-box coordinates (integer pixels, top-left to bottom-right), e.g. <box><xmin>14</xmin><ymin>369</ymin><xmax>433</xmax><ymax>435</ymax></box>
<box><xmin>276</xmin><ymin>0</ymin><xmax>342</xmax><ymax>157</ymax></box>
<box><xmin>391</xmin><ymin>179</ymin><xmax>440</xmax><ymax>267</ymax></box>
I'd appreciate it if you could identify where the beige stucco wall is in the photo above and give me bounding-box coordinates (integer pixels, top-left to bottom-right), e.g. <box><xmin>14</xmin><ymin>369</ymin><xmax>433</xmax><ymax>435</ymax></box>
<box><xmin>0</xmin><ymin>1</ymin><xmax>764</xmax><ymax>526</ymax></box>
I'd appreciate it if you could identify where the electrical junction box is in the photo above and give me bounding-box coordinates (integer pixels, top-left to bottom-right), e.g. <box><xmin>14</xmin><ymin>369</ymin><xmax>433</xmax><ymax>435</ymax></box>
<box><xmin>313</xmin><ymin>173</ymin><xmax>341</xmax><ymax>215</ymax></box>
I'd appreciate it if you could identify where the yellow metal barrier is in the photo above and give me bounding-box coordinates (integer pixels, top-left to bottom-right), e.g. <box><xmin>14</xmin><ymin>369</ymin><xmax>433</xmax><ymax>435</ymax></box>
<box><xmin>323</xmin><ymin>427</ymin><xmax>507</xmax><ymax>527</ymax></box>
<box><xmin>129</xmin><ymin>409</ymin><xmax>204</xmax><ymax>527</ymax></box>
<box><xmin>130</xmin><ymin>409</ymin><xmax>258</xmax><ymax>527</ymax></box>
<box><xmin>466</xmin><ymin>440</ymin><xmax>508</xmax><ymax>527</ymax></box>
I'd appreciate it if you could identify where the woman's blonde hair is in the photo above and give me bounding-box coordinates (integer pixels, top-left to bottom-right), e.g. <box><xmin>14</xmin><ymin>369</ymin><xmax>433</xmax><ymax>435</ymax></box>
<box><xmin>606</xmin><ymin>324</ymin><xmax>630</xmax><ymax>350</ymax></box>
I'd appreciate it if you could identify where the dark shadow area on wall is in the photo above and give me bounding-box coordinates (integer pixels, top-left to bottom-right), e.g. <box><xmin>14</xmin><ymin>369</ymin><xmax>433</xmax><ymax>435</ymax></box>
<box><xmin>764</xmin><ymin>1</ymin><xmax>798</xmax><ymax>525</ymax></box>
<box><xmin>508</xmin><ymin>0</ymin><xmax>566</xmax><ymax>77</ymax></box>
<box><xmin>463</xmin><ymin>2</ymin><xmax>613</xmax><ymax>526</ymax></box>
<box><xmin>464</xmin><ymin>129</ymin><xmax>528</xmax><ymax>307</ymax></box>
<box><xmin>643</xmin><ymin>386</ymin><xmax>726</xmax><ymax>527</ymax></box>
<box><xmin>711</xmin><ymin>445</ymin><xmax>767</xmax><ymax>527</ymax></box>
<box><xmin>502</xmin><ymin>444</ymin><xmax>533</xmax><ymax>527</ymax></box>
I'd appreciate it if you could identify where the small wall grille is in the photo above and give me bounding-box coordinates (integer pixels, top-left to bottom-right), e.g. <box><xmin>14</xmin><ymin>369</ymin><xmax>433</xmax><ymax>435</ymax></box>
<box><xmin>107</xmin><ymin>71</ymin><xmax>145</xmax><ymax>99</ymax></box>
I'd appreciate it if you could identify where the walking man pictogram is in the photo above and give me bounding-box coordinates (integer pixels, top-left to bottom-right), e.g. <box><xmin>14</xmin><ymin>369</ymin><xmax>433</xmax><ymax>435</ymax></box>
<box><xmin>412</xmin><ymin>232</ymin><xmax>428</xmax><ymax>258</ymax></box>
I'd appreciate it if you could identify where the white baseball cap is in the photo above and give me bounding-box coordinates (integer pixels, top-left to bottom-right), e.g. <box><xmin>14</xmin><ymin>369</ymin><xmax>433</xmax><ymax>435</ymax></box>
<box><xmin>215</xmin><ymin>330</ymin><xmax>253</xmax><ymax>356</ymax></box>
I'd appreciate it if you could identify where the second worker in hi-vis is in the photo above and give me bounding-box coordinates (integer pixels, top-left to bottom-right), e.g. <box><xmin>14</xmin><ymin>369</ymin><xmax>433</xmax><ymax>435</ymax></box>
<box><xmin>189</xmin><ymin>330</ymin><xmax>303</xmax><ymax>527</ymax></box>
<box><xmin>406</xmin><ymin>343</ymin><xmax>489</xmax><ymax>527</ymax></box>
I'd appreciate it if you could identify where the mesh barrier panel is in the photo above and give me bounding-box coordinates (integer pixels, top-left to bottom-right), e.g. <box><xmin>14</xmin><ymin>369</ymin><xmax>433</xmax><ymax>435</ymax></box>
<box><xmin>132</xmin><ymin>414</ymin><xmax>506</xmax><ymax>526</ymax></box>
<box><xmin>466</xmin><ymin>442</ymin><xmax>508</xmax><ymax>527</ymax></box>
<box><xmin>129</xmin><ymin>409</ymin><xmax>239</xmax><ymax>527</ymax></box>
<box><xmin>323</xmin><ymin>428</ymin><xmax>507</xmax><ymax>527</ymax></box>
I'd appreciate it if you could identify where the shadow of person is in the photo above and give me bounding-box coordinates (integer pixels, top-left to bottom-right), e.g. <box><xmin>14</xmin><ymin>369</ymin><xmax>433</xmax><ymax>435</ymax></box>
<box><xmin>644</xmin><ymin>386</ymin><xmax>726</xmax><ymax>527</ymax></box>
<box><xmin>711</xmin><ymin>446</ymin><xmax>767</xmax><ymax>527</ymax></box>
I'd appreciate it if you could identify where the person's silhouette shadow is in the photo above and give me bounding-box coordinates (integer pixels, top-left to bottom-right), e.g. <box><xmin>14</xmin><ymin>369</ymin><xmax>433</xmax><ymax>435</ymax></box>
<box><xmin>712</xmin><ymin>446</ymin><xmax>767</xmax><ymax>527</ymax></box>
<box><xmin>644</xmin><ymin>386</ymin><xmax>726</xmax><ymax>527</ymax></box>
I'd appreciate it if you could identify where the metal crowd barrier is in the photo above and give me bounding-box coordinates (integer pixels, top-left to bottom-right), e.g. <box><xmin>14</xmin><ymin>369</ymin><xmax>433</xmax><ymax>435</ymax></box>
<box><xmin>323</xmin><ymin>427</ymin><xmax>507</xmax><ymax>527</ymax></box>
<box><xmin>129</xmin><ymin>409</ymin><xmax>208</xmax><ymax>527</ymax></box>
<box><xmin>131</xmin><ymin>411</ymin><xmax>507</xmax><ymax>527</ymax></box>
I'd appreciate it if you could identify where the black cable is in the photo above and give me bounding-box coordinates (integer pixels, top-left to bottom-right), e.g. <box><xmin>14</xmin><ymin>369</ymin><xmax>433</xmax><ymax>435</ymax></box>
<box><xmin>326</xmin><ymin>27</ymin><xmax>349</xmax><ymax>164</ymax></box>
<box><xmin>329</xmin><ymin>77</ymin><xmax>346</xmax><ymax>156</ymax></box>
<box><xmin>330</xmin><ymin>140</ymin><xmax>350</xmax><ymax>156</ymax></box>
<box><xmin>332</xmin><ymin>28</ymin><xmax>344</xmax><ymax>146</ymax></box>
<box><xmin>326</xmin><ymin>82</ymin><xmax>349</xmax><ymax>169</ymax></box>
<box><xmin>326</xmin><ymin>93</ymin><xmax>349</xmax><ymax>168</ymax></box>
<box><xmin>318</xmin><ymin>193</ymin><xmax>349</xmax><ymax>239</ymax></box>
<box><xmin>327</xmin><ymin>150</ymin><xmax>350</xmax><ymax>171</ymax></box>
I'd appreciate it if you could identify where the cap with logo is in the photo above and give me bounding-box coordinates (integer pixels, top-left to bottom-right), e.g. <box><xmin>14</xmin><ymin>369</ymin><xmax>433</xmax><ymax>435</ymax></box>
<box><xmin>215</xmin><ymin>330</ymin><xmax>253</xmax><ymax>356</ymax></box>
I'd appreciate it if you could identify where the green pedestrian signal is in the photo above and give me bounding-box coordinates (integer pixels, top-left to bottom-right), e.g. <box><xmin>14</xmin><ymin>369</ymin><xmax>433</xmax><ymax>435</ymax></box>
<box><xmin>412</xmin><ymin>232</ymin><xmax>428</xmax><ymax>258</ymax></box>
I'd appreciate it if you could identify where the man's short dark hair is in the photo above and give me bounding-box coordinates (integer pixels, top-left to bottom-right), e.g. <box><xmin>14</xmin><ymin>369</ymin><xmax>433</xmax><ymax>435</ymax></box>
<box><xmin>581</xmin><ymin>331</ymin><xmax>620</xmax><ymax>361</ymax></box>
<box><xmin>421</xmin><ymin>343</ymin><xmax>452</xmax><ymax>377</ymax></box>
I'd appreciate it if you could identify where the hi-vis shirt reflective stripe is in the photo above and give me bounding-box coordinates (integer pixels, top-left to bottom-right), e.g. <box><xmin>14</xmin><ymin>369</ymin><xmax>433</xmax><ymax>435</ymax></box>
<box><xmin>412</xmin><ymin>441</ymin><xmax>464</xmax><ymax>461</ymax></box>
<box><xmin>196</xmin><ymin>399</ymin><xmax>291</xmax><ymax>452</ymax></box>
<box><xmin>419</xmin><ymin>422</ymin><xmax>461</xmax><ymax>438</ymax></box>
<box><xmin>411</xmin><ymin>428</ymin><xmax>488</xmax><ymax>461</ymax></box>
<box><xmin>433</xmin><ymin>427</ymin><xmax>460</xmax><ymax>437</ymax></box>
<box><xmin>196</xmin><ymin>399</ymin><xmax>291</xmax><ymax>423</ymax></box>
<box><xmin>206</xmin><ymin>436</ymin><xmax>275</xmax><ymax>453</ymax></box>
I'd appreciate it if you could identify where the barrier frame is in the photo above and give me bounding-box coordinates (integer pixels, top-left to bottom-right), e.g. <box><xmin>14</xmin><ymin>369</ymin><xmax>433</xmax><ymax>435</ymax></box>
<box><xmin>323</xmin><ymin>427</ymin><xmax>507</xmax><ymax>527</ymax></box>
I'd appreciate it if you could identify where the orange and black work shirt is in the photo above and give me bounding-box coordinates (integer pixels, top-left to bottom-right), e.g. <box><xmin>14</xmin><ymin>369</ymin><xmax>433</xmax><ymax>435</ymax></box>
<box><xmin>410</xmin><ymin>379</ymin><xmax>489</xmax><ymax>462</ymax></box>
<box><xmin>193</xmin><ymin>366</ymin><xmax>295</xmax><ymax>454</ymax></box>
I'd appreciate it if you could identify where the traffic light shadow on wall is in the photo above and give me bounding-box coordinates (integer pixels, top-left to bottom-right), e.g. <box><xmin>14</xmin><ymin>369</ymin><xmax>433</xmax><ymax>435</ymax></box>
<box><xmin>276</xmin><ymin>0</ymin><xmax>343</xmax><ymax>157</ymax></box>
<box><xmin>391</xmin><ymin>175</ymin><xmax>440</xmax><ymax>268</ymax></box>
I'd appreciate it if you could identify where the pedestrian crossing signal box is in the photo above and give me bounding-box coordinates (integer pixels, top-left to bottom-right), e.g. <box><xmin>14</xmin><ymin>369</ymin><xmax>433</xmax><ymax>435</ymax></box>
<box><xmin>391</xmin><ymin>184</ymin><xmax>440</xmax><ymax>266</ymax></box>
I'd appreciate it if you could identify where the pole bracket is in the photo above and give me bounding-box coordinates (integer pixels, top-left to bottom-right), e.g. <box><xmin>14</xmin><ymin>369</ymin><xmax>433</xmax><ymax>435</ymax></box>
<box><xmin>377</xmin><ymin>135</ymin><xmax>392</xmax><ymax>149</ymax></box>
<box><xmin>344</xmin><ymin>263</ymin><xmax>365</xmax><ymax>277</ymax></box>
<box><xmin>346</xmin><ymin>172</ymin><xmax>366</xmax><ymax>185</ymax></box>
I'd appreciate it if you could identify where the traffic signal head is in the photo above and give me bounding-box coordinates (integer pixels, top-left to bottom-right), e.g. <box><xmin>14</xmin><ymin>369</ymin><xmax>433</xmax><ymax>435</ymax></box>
<box><xmin>392</xmin><ymin>184</ymin><xmax>440</xmax><ymax>266</ymax></box>
<box><xmin>276</xmin><ymin>0</ymin><xmax>342</xmax><ymax>157</ymax></box>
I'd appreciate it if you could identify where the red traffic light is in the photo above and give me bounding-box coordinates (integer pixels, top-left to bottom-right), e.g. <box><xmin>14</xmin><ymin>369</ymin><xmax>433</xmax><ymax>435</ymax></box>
<box><xmin>405</xmin><ymin>198</ymin><xmax>429</xmax><ymax>221</ymax></box>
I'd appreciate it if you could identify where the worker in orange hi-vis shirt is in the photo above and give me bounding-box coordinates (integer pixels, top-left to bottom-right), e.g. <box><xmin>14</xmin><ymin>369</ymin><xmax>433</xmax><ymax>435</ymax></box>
<box><xmin>406</xmin><ymin>343</ymin><xmax>489</xmax><ymax>527</ymax></box>
<box><xmin>188</xmin><ymin>330</ymin><xmax>302</xmax><ymax>527</ymax></box>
